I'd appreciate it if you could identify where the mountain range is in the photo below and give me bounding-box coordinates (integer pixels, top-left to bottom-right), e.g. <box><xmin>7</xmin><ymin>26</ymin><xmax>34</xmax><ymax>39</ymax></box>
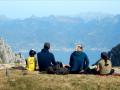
<box><xmin>0</xmin><ymin>14</ymin><xmax>120</xmax><ymax>64</ymax></box>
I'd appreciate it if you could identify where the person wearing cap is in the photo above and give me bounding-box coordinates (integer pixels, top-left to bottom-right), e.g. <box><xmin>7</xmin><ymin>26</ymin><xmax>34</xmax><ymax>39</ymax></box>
<box><xmin>96</xmin><ymin>52</ymin><xmax>114</xmax><ymax>75</ymax></box>
<box><xmin>69</xmin><ymin>44</ymin><xmax>89</xmax><ymax>74</ymax></box>
<box><xmin>37</xmin><ymin>42</ymin><xmax>56</xmax><ymax>71</ymax></box>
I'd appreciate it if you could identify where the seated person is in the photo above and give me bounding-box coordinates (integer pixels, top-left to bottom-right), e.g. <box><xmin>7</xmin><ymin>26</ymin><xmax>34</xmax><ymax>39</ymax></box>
<box><xmin>96</xmin><ymin>52</ymin><xmax>114</xmax><ymax>75</ymax></box>
<box><xmin>25</xmin><ymin>49</ymin><xmax>37</xmax><ymax>71</ymax></box>
<box><xmin>37</xmin><ymin>42</ymin><xmax>56</xmax><ymax>71</ymax></box>
<box><xmin>69</xmin><ymin>44</ymin><xmax>89</xmax><ymax>74</ymax></box>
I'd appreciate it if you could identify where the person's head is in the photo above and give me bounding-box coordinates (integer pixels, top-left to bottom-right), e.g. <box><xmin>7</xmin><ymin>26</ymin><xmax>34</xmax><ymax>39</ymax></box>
<box><xmin>29</xmin><ymin>49</ymin><xmax>36</xmax><ymax>57</ymax></box>
<box><xmin>44</xmin><ymin>42</ymin><xmax>50</xmax><ymax>50</ymax></box>
<box><xmin>101</xmin><ymin>52</ymin><xmax>108</xmax><ymax>60</ymax></box>
<box><xmin>101</xmin><ymin>52</ymin><xmax>109</xmax><ymax>66</ymax></box>
<box><xmin>75</xmin><ymin>44</ymin><xmax>83</xmax><ymax>51</ymax></box>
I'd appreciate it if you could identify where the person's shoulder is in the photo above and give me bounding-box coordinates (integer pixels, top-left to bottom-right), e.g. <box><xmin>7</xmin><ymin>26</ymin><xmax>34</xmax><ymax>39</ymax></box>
<box><xmin>49</xmin><ymin>52</ymin><xmax>54</xmax><ymax>56</ymax></box>
<box><xmin>98</xmin><ymin>59</ymin><xmax>104</xmax><ymax>64</ymax></box>
<box><xmin>107</xmin><ymin>59</ymin><xmax>112</xmax><ymax>63</ymax></box>
<box><xmin>27</xmin><ymin>56</ymin><xmax>31</xmax><ymax>58</ymax></box>
<box><xmin>26</xmin><ymin>56</ymin><xmax>32</xmax><ymax>60</ymax></box>
<box><xmin>70</xmin><ymin>51</ymin><xmax>75</xmax><ymax>56</ymax></box>
<box><xmin>82</xmin><ymin>52</ymin><xmax>87</xmax><ymax>56</ymax></box>
<box><xmin>72</xmin><ymin>51</ymin><xmax>76</xmax><ymax>54</ymax></box>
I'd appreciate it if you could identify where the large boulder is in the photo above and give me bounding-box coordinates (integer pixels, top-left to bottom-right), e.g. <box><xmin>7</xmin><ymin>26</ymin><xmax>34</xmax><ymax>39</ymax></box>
<box><xmin>109</xmin><ymin>44</ymin><xmax>120</xmax><ymax>66</ymax></box>
<box><xmin>0</xmin><ymin>38</ymin><xmax>16</xmax><ymax>63</ymax></box>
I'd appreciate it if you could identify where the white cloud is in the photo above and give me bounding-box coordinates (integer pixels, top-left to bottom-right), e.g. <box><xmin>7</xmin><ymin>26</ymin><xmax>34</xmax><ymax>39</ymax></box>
<box><xmin>89</xmin><ymin>47</ymin><xmax>110</xmax><ymax>51</ymax></box>
<box><xmin>88</xmin><ymin>31</ymin><xmax>96</xmax><ymax>36</ymax></box>
<box><xmin>51</xmin><ymin>47</ymin><xmax>73</xmax><ymax>52</ymax></box>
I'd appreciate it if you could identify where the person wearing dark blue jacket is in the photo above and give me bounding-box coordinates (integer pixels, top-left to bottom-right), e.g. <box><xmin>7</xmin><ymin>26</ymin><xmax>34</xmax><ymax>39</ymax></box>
<box><xmin>69</xmin><ymin>44</ymin><xmax>89</xmax><ymax>74</ymax></box>
<box><xmin>37</xmin><ymin>42</ymin><xmax>56</xmax><ymax>71</ymax></box>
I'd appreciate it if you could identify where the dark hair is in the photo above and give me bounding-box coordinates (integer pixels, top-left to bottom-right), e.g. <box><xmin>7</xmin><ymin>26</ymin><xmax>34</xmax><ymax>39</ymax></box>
<box><xmin>101</xmin><ymin>52</ymin><xmax>109</xmax><ymax>66</ymax></box>
<box><xmin>29</xmin><ymin>49</ymin><xmax>36</xmax><ymax>57</ymax></box>
<box><xmin>44</xmin><ymin>42</ymin><xmax>50</xmax><ymax>49</ymax></box>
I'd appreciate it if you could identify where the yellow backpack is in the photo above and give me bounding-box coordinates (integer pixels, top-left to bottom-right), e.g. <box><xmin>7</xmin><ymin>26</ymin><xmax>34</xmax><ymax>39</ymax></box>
<box><xmin>26</xmin><ymin>57</ymin><xmax>36</xmax><ymax>71</ymax></box>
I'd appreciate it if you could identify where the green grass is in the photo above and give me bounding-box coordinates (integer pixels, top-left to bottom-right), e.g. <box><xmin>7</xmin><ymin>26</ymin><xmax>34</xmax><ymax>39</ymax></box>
<box><xmin>0</xmin><ymin>69</ymin><xmax>120</xmax><ymax>90</ymax></box>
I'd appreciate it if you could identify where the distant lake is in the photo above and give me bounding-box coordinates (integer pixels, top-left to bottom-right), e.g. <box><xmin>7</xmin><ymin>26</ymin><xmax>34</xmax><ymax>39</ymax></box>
<box><xmin>21</xmin><ymin>50</ymin><xmax>101</xmax><ymax>65</ymax></box>
<box><xmin>53</xmin><ymin>50</ymin><xmax>100</xmax><ymax>65</ymax></box>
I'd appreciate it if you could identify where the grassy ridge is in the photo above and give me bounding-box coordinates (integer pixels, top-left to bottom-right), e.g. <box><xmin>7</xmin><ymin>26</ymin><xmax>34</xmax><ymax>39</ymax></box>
<box><xmin>0</xmin><ymin>69</ymin><xmax>120</xmax><ymax>90</ymax></box>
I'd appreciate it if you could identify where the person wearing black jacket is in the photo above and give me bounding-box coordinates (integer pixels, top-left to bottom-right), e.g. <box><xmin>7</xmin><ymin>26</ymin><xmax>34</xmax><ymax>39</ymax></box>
<box><xmin>37</xmin><ymin>42</ymin><xmax>56</xmax><ymax>71</ymax></box>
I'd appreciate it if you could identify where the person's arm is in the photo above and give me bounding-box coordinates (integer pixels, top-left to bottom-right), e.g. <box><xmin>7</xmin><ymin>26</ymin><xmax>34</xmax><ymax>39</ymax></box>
<box><xmin>69</xmin><ymin>54</ymin><xmax>73</xmax><ymax>67</ymax></box>
<box><xmin>51</xmin><ymin>53</ymin><xmax>56</xmax><ymax>65</ymax></box>
<box><xmin>96</xmin><ymin>60</ymin><xmax>101</xmax><ymax>72</ymax></box>
<box><xmin>37</xmin><ymin>53</ymin><xmax>40</xmax><ymax>66</ymax></box>
<box><xmin>96</xmin><ymin>64</ymin><xmax>100</xmax><ymax>71</ymax></box>
<box><xmin>84</xmin><ymin>54</ymin><xmax>89</xmax><ymax>70</ymax></box>
<box><xmin>34</xmin><ymin>57</ymin><xmax>37</xmax><ymax>70</ymax></box>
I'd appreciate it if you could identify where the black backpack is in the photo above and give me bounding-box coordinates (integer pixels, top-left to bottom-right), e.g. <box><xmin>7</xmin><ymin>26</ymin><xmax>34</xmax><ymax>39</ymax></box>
<box><xmin>47</xmin><ymin>61</ymin><xmax>69</xmax><ymax>75</ymax></box>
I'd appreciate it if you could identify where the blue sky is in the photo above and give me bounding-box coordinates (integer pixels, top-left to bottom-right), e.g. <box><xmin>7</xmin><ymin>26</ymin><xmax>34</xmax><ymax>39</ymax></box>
<box><xmin>0</xmin><ymin>0</ymin><xmax>120</xmax><ymax>18</ymax></box>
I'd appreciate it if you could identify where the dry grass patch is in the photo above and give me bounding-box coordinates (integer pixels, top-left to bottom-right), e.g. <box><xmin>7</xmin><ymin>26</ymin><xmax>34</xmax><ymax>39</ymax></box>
<box><xmin>0</xmin><ymin>69</ymin><xmax>120</xmax><ymax>90</ymax></box>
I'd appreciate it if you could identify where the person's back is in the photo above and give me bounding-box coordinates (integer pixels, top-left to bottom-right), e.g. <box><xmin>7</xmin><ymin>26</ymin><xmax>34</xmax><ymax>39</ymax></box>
<box><xmin>69</xmin><ymin>44</ymin><xmax>89</xmax><ymax>73</ymax></box>
<box><xmin>26</xmin><ymin>56</ymin><xmax>36</xmax><ymax>71</ymax></box>
<box><xmin>37</xmin><ymin>42</ymin><xmax>56</xmax><ymax>71</ymax></box>
<box><xmin>26</xmin><ymin>49</ymin><xmax>36</xmax><ymax>71</ymax></box>
<box><xmin>97</xmin><ymin>52</ymin><xmax>112</xmax><ymax>75</ymax></box>
<box><xmin>98</xmin><ymin>59</ymin><xmax>112</xmax><ymax>75</ymax></box>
